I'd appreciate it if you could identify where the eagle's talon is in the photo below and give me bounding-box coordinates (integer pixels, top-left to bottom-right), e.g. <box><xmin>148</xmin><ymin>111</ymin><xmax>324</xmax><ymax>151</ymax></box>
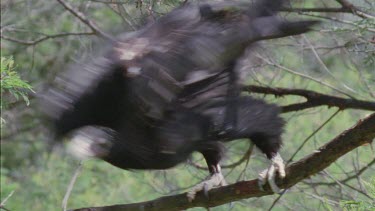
<box><xmin>187</xmin><ymin>172</ymin><xmax>226</xmax><ymax>202</ymax></box>
<box><xmin>258</xmin><ymin>153</ymin><xmax>285</xmax><ymax>193</ymax></box>
<box><xmin>258</xmin><ymin>169</ymin><xmax>267</xmax><ymax>191</ymax></box>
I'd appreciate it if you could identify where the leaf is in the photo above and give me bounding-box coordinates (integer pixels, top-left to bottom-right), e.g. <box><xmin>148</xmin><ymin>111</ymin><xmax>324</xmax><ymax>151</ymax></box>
<box><xmin>0</xmin><ymin>57</ymin><xmax>34</xmax><ymax>122</ymax></box>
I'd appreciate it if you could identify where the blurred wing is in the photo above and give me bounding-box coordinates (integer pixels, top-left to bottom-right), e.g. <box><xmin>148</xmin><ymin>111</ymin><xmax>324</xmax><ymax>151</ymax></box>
<box><xmin>41</xmin><ymin>0</ymin><xmax>318</xmax><ymax>138</ymax></box>
<box><xmin>113</xmin><ymin>0</ymin><xmax>318</xmax><ymax>118</ymax></box>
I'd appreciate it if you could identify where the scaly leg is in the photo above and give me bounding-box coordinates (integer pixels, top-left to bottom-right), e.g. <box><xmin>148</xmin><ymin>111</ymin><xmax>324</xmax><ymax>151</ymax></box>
<box><xmin>187</xmin><ymin>146</ymin><xmax>226</xmax><ymax>202</ymax></box>
<box><xmin>187</xmin><ymin>164</ymin><xmax>227</xmax><ymax>202</ymax></box>
<box><xmin>258</xmin><ymin>153</ymin><xmax>285</xmax><ymax>193</ymax></box>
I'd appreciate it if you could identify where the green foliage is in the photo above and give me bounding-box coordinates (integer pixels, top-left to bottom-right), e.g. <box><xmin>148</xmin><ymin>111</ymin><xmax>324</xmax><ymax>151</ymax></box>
<box><xmin>340</xmin><ymin>177</ymin><xmax>375</xmax><ymax>211</ymax></box>
<box><xmin>0</xmin><ymin>168</ymin><xmax>19</xmax><ymax>204</ymax></box>
<box><xmin>1</xmin><ymin>57</ymin><xmax>34</xmax><ymax>125</ymax></box>
<box><xmin>1</xmin><ymin>57</ymin><xmax>34</xmax><ymax>108</ymax></box>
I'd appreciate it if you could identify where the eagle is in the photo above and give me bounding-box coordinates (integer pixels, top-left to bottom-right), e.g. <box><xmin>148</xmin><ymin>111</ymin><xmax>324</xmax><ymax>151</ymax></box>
<box><xmin>41</xmin><ymin>0</ymin><xmax>318</xmax><ymax>201</ymax></box>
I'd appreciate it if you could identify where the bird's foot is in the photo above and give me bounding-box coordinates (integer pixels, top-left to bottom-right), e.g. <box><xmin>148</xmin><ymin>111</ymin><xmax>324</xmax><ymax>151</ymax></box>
<box><xmin>258</xmin><ymin>153</ymin><xmax>285</xmax><ymax>193</ymax></box>
<box><xmin>187</xmin><ymin>172</ymin><xmax>227</xmax><ymax>202</ymax></box>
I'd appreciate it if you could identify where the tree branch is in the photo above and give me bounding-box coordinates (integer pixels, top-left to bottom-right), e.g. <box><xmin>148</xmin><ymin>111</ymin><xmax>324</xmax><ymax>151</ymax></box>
<box><xmin>0</xmin><ymin>32</ymin><xmax>95</xmax><ymax>46</ymax></box>
<box><xmin>334</xmin><ymin>0</ymin><xmax>375</xmax><ymax>19</ymax></box>
<box><xmin>55</xmin><ymin>0</ymin><xmax>116</xmax><ymax>41</ymax></box>
<box><xmin>305</xmin><ymin>158</ymin><xmax>375</xmax><ymax>186</ymax></box>
<box><xmin>70</xmin><ymin>113</ymin><xmax>375</xmax><ymax>211</ymax></box>
<box><xmin>280</xmin><ymin>7</ymin><xmax>352</xmax><ymax>13</ymax></box>
<box><xmin>243</xmin><ymin>85</ymin><xmax>375</xmax><ymax>113</ymax></box>
<box><xmin>188</xmin><ymin>143</ymin><xmax>254</xmax><ymax>170</ymax></box>
<box><xmin>300</xmin><ymin>13</ymin><xmax>375</xmax><ymax>33</ymax></box>
<box><xmin>256</xmin><ymin>55</ymin><xmax>355</xmax><ymax>98</ymax></box>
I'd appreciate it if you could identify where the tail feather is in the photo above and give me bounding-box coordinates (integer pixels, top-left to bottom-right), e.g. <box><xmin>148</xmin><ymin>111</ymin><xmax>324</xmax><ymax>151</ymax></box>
<box><xmin>278</xmin><ymin>20</ymin><xmax>320</xmax><ymax>36</ymax></box>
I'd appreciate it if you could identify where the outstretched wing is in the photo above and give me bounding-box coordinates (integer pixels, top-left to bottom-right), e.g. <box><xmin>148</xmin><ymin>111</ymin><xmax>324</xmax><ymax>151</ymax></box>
<box><xmin>41</xmin><ymin>0</ymin><xmax>318</xmax><ymax>139</ymax></box>
<box><xmin>113</xmin><ymin>0</ymin><xmax>318</xmax><ymax>118</ymax></box>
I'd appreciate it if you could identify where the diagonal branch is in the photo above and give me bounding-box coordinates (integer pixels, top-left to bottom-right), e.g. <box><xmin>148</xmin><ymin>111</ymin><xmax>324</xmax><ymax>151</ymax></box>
<box><xmin>70</xmin><ymin>113</ymin><xmax>375</xmax><ymax>211</ymax></box>
<box><xmin>334</xmin><ymin>0</ymin><xmax>375</xmax><ymax>19</ymax></box>
<box><xmin>243</xmin><ymin>85</ymin><xmax>375</xmax><ymax>113</ymax></box>
<box><xmin>55</xmin><ymin>0</ymin><xmax>116</xmax><ymax>41</ymax></box>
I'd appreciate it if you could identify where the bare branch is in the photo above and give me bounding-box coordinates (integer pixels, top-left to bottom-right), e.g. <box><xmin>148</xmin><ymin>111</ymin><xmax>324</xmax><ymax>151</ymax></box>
<box><xmin>306</xmin><ymin>158</ymin><xmax>375</xmax><ymax>186</ymax></box>
<box><xmin>334</xmin><ymin>0</ymin><xmax>375</xmax><ymax>19</ymax></box>
<box><xmin>302</xmin><ymin>35</ymin><xmax>357</xmax><ymax>95</ymax></box>
<box><xmin>63</xmin><ymin>162</ymin><xmax>83</xmax><ymax>211</ymax></box>
<box><xmin>0</xmin><ymin>32</ymin><xmax>95</xmax><ymax>46</ymax></box>
<box><xmin>189</xmin><ymin>143</ymin><xmax>254</xmax><ymax>170</ymax></box>
<box><xmin>299</xmin><ymin>13</ymin><xmax>375</xmax><ymax>33</ymax></box>
<box><xmin>0</xmin><ymin>190</ymin><xmax>14</xmax><ymax>211</ymax></box>
<box><xmin>287</xmin><ymin>109</ymin><xmax>341</xmax><ymax>163</ymax></box>
<box><xmin>69</xmin><ymin>113</ymin><xmax>375</xmax><ymax>211</ymax></box>
<box><xmin>256</xmin><ymin>55</ymin><xmax>355</xmax><ymax>98</ymax></box>
<box><xmin>104</xmin><ymin>3</ymin><xmax>137</xmax><ymax>30</ymax></box>
<box><xmin>243</xmin><ymin>85</ymin><xmax>375</xmax><ymax>113</ymax></box>
<box><xmin>280</xmin><ymin>7</ymin><xmax>352</xmax><ymax>13</ymax></box>
<box><xmin>55</xmin><ymin>0</ymin><xmax>116</xmax><ymax>41</ymax></box>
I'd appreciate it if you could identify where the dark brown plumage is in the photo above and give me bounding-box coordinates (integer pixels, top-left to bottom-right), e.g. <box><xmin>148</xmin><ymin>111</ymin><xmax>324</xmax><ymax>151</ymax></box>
<box><xmin>41</xmin><ymin>0</ymin><xmax>318</xmax><ymax>200</ymax></box>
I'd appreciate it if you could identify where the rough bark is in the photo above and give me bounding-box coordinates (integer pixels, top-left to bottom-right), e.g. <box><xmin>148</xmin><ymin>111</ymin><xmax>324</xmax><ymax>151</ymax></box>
<box><xmin>70</xmin><ymin>113</ymin><xmax>375</xmax><ymax>211</ymax></box>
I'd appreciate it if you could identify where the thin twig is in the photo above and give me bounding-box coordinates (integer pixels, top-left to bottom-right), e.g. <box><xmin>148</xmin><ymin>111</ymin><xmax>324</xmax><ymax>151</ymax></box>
<box><xmin>189</xmin><ymin>143</ymin><xmax>254</xmax><ymax>170</ymax></box>
<box><xmin>1</xmin><ymin>32</ymin><xmax>95</xmax><ymax>46</ymax></box>
<box><xmin>300</xmin><ymin>13</ymin><xmax>375</xmax><ymax>33</ymax></box>
<box><xmin>62</xmin><ymin>161</ymin><xmax>83</xmax><ymax>211</ymax></box>
<box><xmin>55</xmin><ymin>0</ymin><xmax>116</xmax><ymax>41</ymax></box>
<box><xmin>0</xmin><ymin>190</ymin><xmax>15</xmax><ymax>211</ymax></box>
<box><xmin>255</xmin><ymin>54</ymin><xmax>355</xmax><ymax>99</ymax></box>
<box><xmin>287</xmin><ymin>107</ymin><xmax>340</xmax><ymax>163</ymax></box>
<box><xmin>334</xmin><ymin>0</ymin><xmax>375</xmax><ymax>19</ymax></box>
<box><xmin>307</xmin><ymin>158</ymin><xmax>375</xmax><ymax>186</ymax></box>
<box><xmin>303</xmin><ymin>35</ymin><xmax>357</xmax><ymax>96</ymax></box>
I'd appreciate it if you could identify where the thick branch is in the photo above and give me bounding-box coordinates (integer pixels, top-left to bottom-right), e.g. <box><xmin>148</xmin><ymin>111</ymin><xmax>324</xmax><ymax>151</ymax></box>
<box><xmin>243</xmin><ymin>85</ymin><xmax>375</xmax><ymax>113</ymax></box>
<box><xmin>70</xmin><ymin>113</ymin><xmax>375</xmax><ymax>211</ymax></box>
